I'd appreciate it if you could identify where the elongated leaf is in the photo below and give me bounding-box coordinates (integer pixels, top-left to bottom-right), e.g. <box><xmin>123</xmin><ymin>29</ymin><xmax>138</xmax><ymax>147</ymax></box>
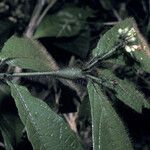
<box><xmin>1</xmin><ymin>128</ymin><xmax>13</xmax><ymax>150</ymax></box>
<box><xmin>93</xmin><ymin>18</ymin><xmax>150</xmax><ymax>72</ymax></box>
<box><xmin>0</xmin><ymin>36</ymin><xmax>57</xmax><ymax>71</ymax></box>
<box><xmin>0</xmin><ymin>114</ymin><xmax>24</xmax><ymax>150</ymax></box>
<box><xmin>133</xmin><ymin>43</ymin><xmax>150</xmax><ymax>72</ymax></box>
<box><xmin>100</xmin><ymin>69</ymin><xmax>150</xmax><ymax>112</ymax></box>
<box><xmin>131</xmin><ymin>23</ymin><xmax>150</xmax><ymax>72</ymax></box>
<box><xmin>87</xmin><ymin>82</ymin><xmax>133</xmax><ymax>150</ymax></box>
<box><xmin>34</xmin><ymin>6</ymin><xmax>92</xmax><ymax>38</ymax></box>
<box><xmin>8</xmin><ymin>82</ymin><xmax>83</xmax><ymax>150</ymax></box>
<box><xmin>93</xmin><ymin>18</ymin><xmax>134</xmax><ymax>57</ymax></box>
<box><xmin>0</xmin><ymin>116</ymin><xmax>13</xmax><ymax>150</ymax></box>
<box><xmin>78</xmin><ymin>95</ymin><xmax>91</xmax><ymax>121</ymax></box>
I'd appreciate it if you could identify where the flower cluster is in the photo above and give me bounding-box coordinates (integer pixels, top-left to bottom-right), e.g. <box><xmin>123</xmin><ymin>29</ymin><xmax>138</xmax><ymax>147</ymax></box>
<box><xmin>118</xmin><ymin>27</ymin><xmax>140</xmax><ymax>53</ymax></box>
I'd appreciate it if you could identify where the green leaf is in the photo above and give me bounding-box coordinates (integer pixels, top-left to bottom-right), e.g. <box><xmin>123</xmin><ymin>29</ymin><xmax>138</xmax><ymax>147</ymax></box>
<box><xmin>54</xmin><ymin>27</ymin><xmax>90</xmax><ymax>58</ymax></box>
<box><xmin>0</xmin><ymin>124</ymin><xmax>13</xmax><ymax>150</ymax></box>
<box><xmin>127</xmin><ymin>22</ymin><xmax>150</xmax><ymax>72</ymax></box>
<box><xmin>0</xmin><ymin>84</ymin><xmax>10</xmax><ymax>107</ymax></box>
<box><xmin>87</xmin><ymin>82</ymin><xmax>133</xmax><ymax>150</ymax></box>
<box><xmin>0</xmin><ymin>114</ymin><xmax>24</xmax><ymax>150</ymax></box>
<box><xmin>0</xmin><ymin>20</ymin><xmax>15</xmax><ymax>49</ymax></box>
<box><xmin>0</xmin><ymin>35</ymin><xmax>56</xmax><ymax>71</ymax></box>
<box><xmin>100</xmin><ymin>69</ymin><xmax>150</xmax><ymax>112</ymax></box>
<box><xmin>0</xmin><ymin>20</ymin><xmax>14</xmax><ymax>35</ymax></box>
<box><xmin>8</xmin><ymin>82</ymin><xmax>83</xmax><ymax>150</ymax></box>
<box><xmin>93</xmin><ymin>18</ymin><xmax>150</xmax><ymax>72</ymax></box>
<box><xmin>34</xmin><ymin>6</ymin><xmax>92</xmax><ymax>38</ymax></box>
<box><xmin>78</xmin><ymin>95</ymin><xmax>91</xmax><ymax>121</ymax></box>
<box><xmin>93</xmin><ymin>18</ymin><xmax>134</xmax><ymax>57</ymax></box>
<box><xmin>133</xmin><ymin>43</ymin><xmax>150</xmax><ymax>72</ymax></box>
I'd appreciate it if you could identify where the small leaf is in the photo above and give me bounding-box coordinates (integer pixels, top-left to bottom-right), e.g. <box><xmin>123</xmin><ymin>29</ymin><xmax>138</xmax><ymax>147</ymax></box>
<box><xmin>8</xmin><ymin>82</ymin><xmax>83</xmax><ymax>150</ymax></box>
<box><xmin>87</xmin><ymin>81</ymin><xmax>133</xmax><ymax>150</ymax></box>
<box><xmin>0</xmin><ymin>36</ymin><xmax>57</xmax><ymax>71</ymax></box>
<box><xmin>34</xmin><ymin>6</ymin><xmax>92</xmax><ymax>38</ymax></box>
<box><xmin>100</xmin><ymin>69</ymin><xmax>150</xmax><ymax>112</ymax></box>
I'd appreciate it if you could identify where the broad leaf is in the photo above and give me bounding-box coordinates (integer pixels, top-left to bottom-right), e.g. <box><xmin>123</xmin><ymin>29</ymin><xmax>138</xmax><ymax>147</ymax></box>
<box><xmin>132</xmin><ymin>23</ymin><xmax>150</xmax><ymax>72</ymax></box>
<box><xmin>54</xmin><ymin>27</ymin><xmax>90</xmax><ymax>58</ymax></box>
<box><xmin>8</xmin><ymin>82</ymin><xmax>83</xmax><ymax>150</ymax></box>
<box><xmin>100</xmin><ymin>69</ymin><xmax>150</xmax><ymax>112</ymax></box>
<box><xmin>34</xmin><ymin>5</ymin><xmax>92</xmax><ymax>38</ymax></box>
<box><xmin>0</xmin><ymin>36</ymin><xmax>57</xmax><ymax>71</ymax></box>
<box><xmin>93</xmin><ymin>18</ymin><xmax>134</xmax><ymax>57</ymax></box>
<box><xmin>93</xmin><ymin>18</ymin><xmax>150</xmax><ymax>72</ymax></box>
<box><xmin>0</xmin><ymin>84</ymin><xmax>24</xmax><ymax>150</ymax></box>
<box><xmin>87</xmin><ymin>82</ymin><xmax>133</xmax><ymax>150</ymax></box>
<box><xmin>133</xmin><ymin>45</ymin><xmax>150</xmax><ymax>72</ymax></box>
<box><xmin>78</xmin><ymin>95</ymin><xmax>91</xmax><ymax>121</ymax></box>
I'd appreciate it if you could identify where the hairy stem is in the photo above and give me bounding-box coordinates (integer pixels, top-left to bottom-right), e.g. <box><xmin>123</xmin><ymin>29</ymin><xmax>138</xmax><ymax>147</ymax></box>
<box><xmin>84</xmin><ymin>42</ymin><xmax>123</xmax><ymax>71</ymax></box>
<box><xmin>0</xmin><ymin>68</ymin><xmax>85</xmax><ymax>80</ymax></box>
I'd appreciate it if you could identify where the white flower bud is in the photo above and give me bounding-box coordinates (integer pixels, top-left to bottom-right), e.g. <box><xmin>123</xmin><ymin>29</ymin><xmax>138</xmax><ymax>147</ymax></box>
<box><xmin>124</xmin><ymin>27</ymin><xmax>129</xmax><ymax>33</ymax></box>
<box><xmin>125</xmin><ymin>45</ymin><xmax>132</xmax><ymax>52</ymax></box>
<box><xmin>118</xmin><ymin>28</ymin><xmax>123</xmax><ymax>34</ymax></box>
<box><xmin>131</xmin><ymin>47</ymin><xmax>135</xmax><ymax>52</ymax></box>
<box><xmin>128</xmin><ymin>37</ymin><xmax>136</xmax><ymax>42</ymax></box>
<box><xmin>127</xmin><ymin>32</ymin><xmax>132</xmax><ymax>37</ymax></box>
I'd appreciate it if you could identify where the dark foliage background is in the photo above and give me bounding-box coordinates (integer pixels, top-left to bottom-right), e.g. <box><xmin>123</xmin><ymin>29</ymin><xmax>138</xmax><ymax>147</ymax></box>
<box><xmin>0</xmin><ymin>0</ymin><xmax>150</xmax><ymax>149</ymax></box>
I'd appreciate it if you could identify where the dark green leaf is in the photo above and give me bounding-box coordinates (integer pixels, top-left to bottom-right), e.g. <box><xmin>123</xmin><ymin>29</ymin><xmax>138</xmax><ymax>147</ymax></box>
<box><xmin>93</xmin><ymin>18</ymin><xmax>150</xmax><ymax>72</ymax></box>
<box><xmin>0</xmin><ymin>84</ymin><xmax>10</xmax><ymax>107</ymax></box>
<box><xmin>93</xmin><ymin>18</ymin><xmax>134</xmax><ymax>58</ymax></box>
<box><xmin>87</xmin><ymin>81</ymin><xmax>133</xmax><ymax>150</ymax></box>
<box><xmin>0</xmin><ymin>20</ymin><xmax>15</xmax><ymax>50</ymax></box>
<box><xmin>34</xmin><ymin>6</ymin><xmax>92</xmax><ymax>38</ymax></box>
<box><xmin>0</xmin><ymin>36</ymin><xmax>56</xmax><ymax>71</ymax></box>
<box><xmin>78</xmin><ymin>95</ymin><xmax>91</xmax><ymax>121</ymax></box>
<box><xmin>133</xmin><ymin>45</ymin><xmax>150</xmax><ymax>73</ymax></box>
<box><xmin>54</xmin><ymin>27</ymin><xmax>90</xmax><ymax>58</ymax></box>
<box><xmin>8</xmin><ymin>82</ymin><xmax>83</xmax><ymax>150</ymax></box>
<box><xmin>0</xmin><ymin>114</ymin><xmax>24</xmax><ymax>150</ymax></box>
<box><xmin>100</xmin><ymin>69</ymin><xmax>150</xmax><ymax>112</ymax></box>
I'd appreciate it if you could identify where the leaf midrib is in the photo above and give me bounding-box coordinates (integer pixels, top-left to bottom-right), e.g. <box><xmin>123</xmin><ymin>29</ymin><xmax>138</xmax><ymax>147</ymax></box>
<box><xmin>12</xmin><ymin>83</ymin><xmax>47</xmax><ymax>150</ymax></box>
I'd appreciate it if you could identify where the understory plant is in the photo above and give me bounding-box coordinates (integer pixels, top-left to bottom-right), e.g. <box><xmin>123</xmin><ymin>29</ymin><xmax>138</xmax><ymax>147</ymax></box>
<box><xmin>0</xmin><ymin>2</ymin><xmax>150</xmax><ymax>150</ymax></box>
